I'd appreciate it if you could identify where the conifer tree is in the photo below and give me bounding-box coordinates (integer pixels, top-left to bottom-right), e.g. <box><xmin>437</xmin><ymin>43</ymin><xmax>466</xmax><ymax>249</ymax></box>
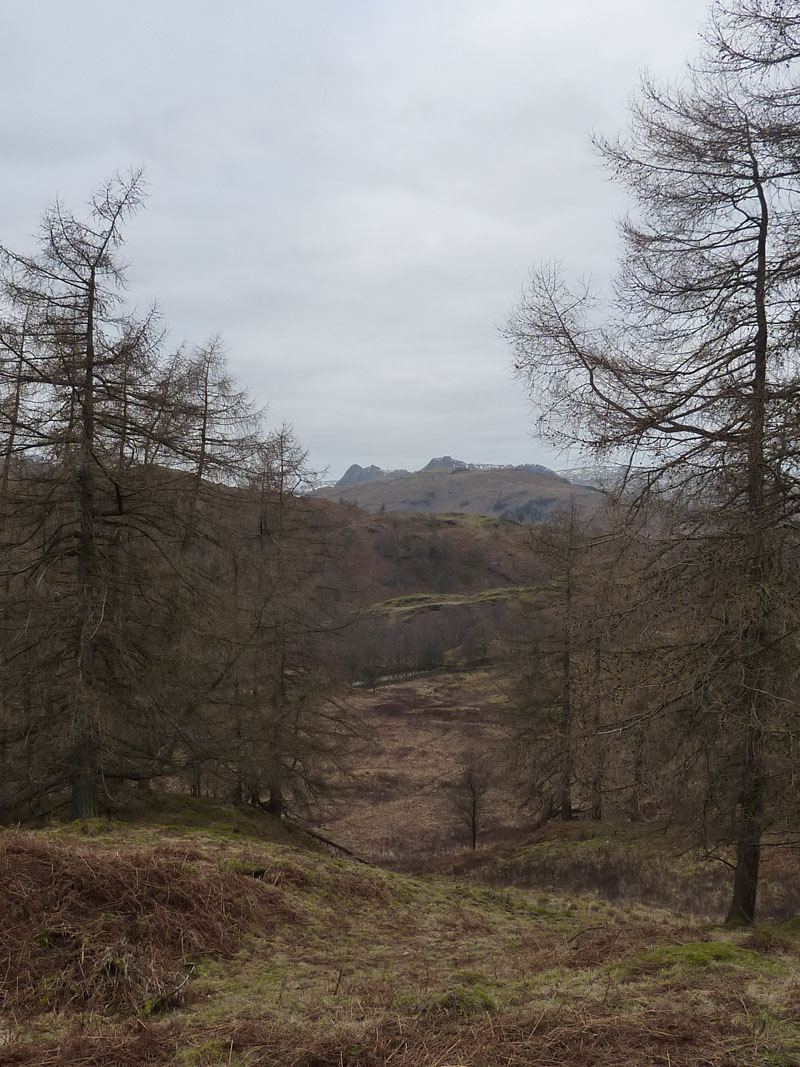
<box><xmin>507</xmin><ymin>14</ymin><xmax>800</xmax><ymax>921</ymax></box>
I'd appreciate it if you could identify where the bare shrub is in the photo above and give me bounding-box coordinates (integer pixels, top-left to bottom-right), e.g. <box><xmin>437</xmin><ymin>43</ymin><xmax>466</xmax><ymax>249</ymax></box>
<box><xmin>0</xmin><ymin>832</ymin><xmax>292</xmax><ymax>1016</ymax></box>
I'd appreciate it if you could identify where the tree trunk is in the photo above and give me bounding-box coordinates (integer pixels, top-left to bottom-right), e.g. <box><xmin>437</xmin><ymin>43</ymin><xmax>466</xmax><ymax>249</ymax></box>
<box><xmin>189</xmin><ymin>768</ymin><xmax>202</xmax><ymax>798</ymax></box>
<box><xmin>726</xmin><ymin>723</ymin><xmax>764</xmax><ymax>924</ymax></box>
<box><xmin>560</xmin><ymin>538</ymin><xmax>574</xmax><ymax>821</ymax></box>
<box><xmin>72</xmin><ymin>272</ymin><xmax>101</xmax><ymax>820</ymax></box>
<box><xmin>590</xmin><ymin>691</ymin><xmax>604</xmax><ymax>821</ymax></box>
<box><xmin>726</xmin><ymin>144</ymin><xmax>768</xmax><ymax>925</ymax></box>
<box><xmin>590</xmin><ymin>768</ymin><xmax>603</xmax><ymax>822</ymax></box>
<box><xmin>70</xmin><ymin>729</ymin><xmax>99</xmax><ymax>820</ymax></box>
<box><xmin>630</xmin><ymin>724</ymin><xmax>644</xmax><ymax>822</ymax></box>
<box><xmin>265</xmin><ymin>783</ymin><xmax>283</xmax><ymax>817</ymax></box>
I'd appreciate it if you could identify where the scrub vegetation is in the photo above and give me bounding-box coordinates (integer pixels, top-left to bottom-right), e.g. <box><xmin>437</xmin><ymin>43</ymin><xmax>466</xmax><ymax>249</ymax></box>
<box><xmin>3</xmin><ymin>806</ymin><xmax>800</xmax><ymax>1066</ymax></box>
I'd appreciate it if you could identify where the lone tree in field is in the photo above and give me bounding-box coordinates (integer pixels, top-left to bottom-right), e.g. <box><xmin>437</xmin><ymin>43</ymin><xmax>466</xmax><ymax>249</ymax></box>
<box><xmin>452</xmin><ymin>756</ymin><xmax>492</xmax><ymax>850</ymax></box>
<box><xmin>506</xmin><ymin>8</ymin><xmax>800</xmax><ymax>923</ymax></box>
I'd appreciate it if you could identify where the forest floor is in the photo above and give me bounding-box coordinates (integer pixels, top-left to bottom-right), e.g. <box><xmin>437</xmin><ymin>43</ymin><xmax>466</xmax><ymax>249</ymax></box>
<box><xmin>3</xmin><ymin>797</ymin><xmax>800</xmax><ymax>1066</ymax></box>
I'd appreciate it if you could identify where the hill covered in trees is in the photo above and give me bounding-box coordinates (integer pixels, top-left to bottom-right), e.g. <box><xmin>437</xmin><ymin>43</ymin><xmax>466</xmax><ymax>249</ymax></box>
<box><xmin>0</xmin><ymin>173</ymin><xmax>353</xmax><ymax>826</ymax></box>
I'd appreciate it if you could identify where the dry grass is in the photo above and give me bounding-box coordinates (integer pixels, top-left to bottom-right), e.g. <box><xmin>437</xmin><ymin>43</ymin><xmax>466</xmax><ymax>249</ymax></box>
<box><xmin>321</xmin><ymin>670</ymin><xmax>518</xmax><ymax>862</ymax></box>
<box><xmin>0</xmin><ymin>830</ymin><xmax>293</xmax><ymax>1018</ymax></box>
<box><xmin>3</xmin><ymin>808</ymin><xmax>800</xmax><ymax>1066</ymax></box>
<box><xmin>211</xmin><ymin>1004</ymin><xmax>767</xmax><ymax>1066</ymax></box>
<box><xmin>0</xmin><ymin>1008</ymin><xmax>741</xmax><ymax>1067</ymax></box>
<box><xmin>0</xmin><ymin>1027</ymin><xmax>171</xmax><ymax>1066</ymax></box>
<box><xmin>441</xmin><ymin>820</ymin><xmax>800</xmax><ymax>923</ymax></box>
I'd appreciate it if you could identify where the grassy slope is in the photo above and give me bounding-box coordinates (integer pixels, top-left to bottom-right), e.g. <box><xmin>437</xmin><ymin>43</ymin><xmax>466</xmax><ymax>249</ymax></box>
<box><xmin>3</xmin><ymin>801</ymin><xmax>800</xmax><ymax>1066</ymax></box>
<box><xmin>442</xmin><ymin>820</ymin><xmax>800</xmax><ymax>923</ymax></box>
<box><xmin>363</xmin><ymin>585</ymin><xmax>538</xmax><ymax>620</ymax></box>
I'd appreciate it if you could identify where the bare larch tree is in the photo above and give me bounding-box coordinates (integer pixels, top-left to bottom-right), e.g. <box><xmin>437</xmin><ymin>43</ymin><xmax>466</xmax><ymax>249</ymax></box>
<box><xmin>506</xmin><ymin>17</ymin><xmax>800</xmax><ymax>922</ymax></box>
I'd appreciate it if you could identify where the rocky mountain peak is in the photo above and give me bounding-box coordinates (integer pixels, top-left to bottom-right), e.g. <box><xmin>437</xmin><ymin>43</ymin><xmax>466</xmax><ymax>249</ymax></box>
<box><xmin>421</xmin><ymin>456</ymin><xmax>470</xmax><ymax>472</ymax></box>
<box><xmin>336</xmin><ymin>463</ymin><xmax>412</xmax><ymax>488</ymax></box>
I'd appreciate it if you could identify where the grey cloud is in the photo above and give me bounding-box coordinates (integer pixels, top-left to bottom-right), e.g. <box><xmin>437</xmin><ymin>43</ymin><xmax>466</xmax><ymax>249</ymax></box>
<box><xmin>2</xmin><ymin>0</ymin><xmax>708</xmax><ymax>480</ymax></box>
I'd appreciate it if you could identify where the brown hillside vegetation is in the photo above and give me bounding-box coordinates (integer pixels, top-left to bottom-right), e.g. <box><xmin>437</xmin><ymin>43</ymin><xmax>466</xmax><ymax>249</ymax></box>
<box><xmin>320</xmin><ymin>669</ymin><xmax>800</xmax><ymax>919</ymax></box>
<box><xmin>443</xmin><ymin>819</ymin><xmax>800</xmax><ymax>922</ymax></box>
<box><xmin>0</xmin><ymin>830</ymin><xmax>291</xmax><ymax>1018</ymax></box>
<box><xmin>3</xmin><ymin>814</ymin><xmax>800</xmax><ymax>1066</ymax></box>
<box><xmin>318</xmin><ymin>506</ymin><xmax>546</xmax><ymax>604</ymax></box>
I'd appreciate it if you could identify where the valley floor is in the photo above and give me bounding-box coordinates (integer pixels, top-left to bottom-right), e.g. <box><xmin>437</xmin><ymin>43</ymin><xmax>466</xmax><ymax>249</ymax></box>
<box><xmin>320</xmin><ymin>669</ymin><xmax>518</xmax><ymax>864</ymax></box>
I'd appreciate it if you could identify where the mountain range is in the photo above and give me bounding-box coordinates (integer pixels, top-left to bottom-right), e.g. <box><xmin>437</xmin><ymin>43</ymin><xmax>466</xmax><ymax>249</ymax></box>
<box><xmin>313</xmin><ymin>456</ymin><xmax>602</xmax><ymax>523</ymax></box>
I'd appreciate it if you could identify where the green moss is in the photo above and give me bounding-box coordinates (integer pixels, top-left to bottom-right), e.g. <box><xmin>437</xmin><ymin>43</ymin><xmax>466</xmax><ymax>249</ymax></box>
<box><xmin>400</xmin><ymin>982</ymin><xmax>498</xmax><ymax>1016</ymax></box>
<box><xmin>175</xmin><ymin>1039</ymin><xmax>230</xmax><ymax>1064</ymax></box>
<box><xmin>456</xmin><ymin>968</ymin><xmax>495</xmax><ymax>987</ymax></box>
<box><xmin>143</xmin><ymin>985</ymin><xmax>187</xmax><ymax>1016</ymax></box>
<box><xmin>219</xmin><ymin>857</ymin><xmax>268</xmax><ymax>879</ymax></box>
<box><xmin>76</xmin><ymin>817</ymin><xmax>119</xmax><ymax>835</ymax></box>
<box><xmin>435</xmin><ymin>984</ymin><xmax>498</xmax><ymax>1014</ymax></box>
<box><xmin>627</xmin><ymin>941</ymin><xmax>785</xmax><ymax>977</ymax></box>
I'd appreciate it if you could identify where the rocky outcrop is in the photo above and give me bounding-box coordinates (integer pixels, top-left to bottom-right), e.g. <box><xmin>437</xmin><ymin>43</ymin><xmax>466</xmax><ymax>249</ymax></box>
<box><xmin>336</xmin><ymin>464</ymin><xmax>411</xmax><ymax>487</ymax></box>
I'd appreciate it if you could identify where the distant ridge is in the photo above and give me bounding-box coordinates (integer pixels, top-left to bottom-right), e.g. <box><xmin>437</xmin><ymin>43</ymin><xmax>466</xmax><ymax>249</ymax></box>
<box><xmin>421</xmin><ymin>456</ymin><xmax>469</xmax><ymax>472</ymax></box>
<box><xmin>556</xmin><ymin>463</ymin><xmax>645</xmax><ymax>490</ymax></box>
<box><xmin>315</xmin><ymin>456</ymin><xmax>599</xmax><ymax>523</ymax></box>
<box><xmin>336</xmin><ymin>457</ymin><xmax>562</xmax><ymax>487</ymax></box>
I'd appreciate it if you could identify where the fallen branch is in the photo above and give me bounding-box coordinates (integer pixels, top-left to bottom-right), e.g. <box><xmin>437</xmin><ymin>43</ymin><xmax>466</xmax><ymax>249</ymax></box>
<box><xmin>288</xmin><ymin>823</ymin><xmax>374</xmax><ymax>866</ymax></box>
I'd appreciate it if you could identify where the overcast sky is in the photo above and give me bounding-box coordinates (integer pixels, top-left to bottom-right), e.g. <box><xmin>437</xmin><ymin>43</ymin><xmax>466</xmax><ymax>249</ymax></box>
<box><xmin>2</xmin><ymin>0</ymin><xmax>709</xmax><ymax>480</ymax></box>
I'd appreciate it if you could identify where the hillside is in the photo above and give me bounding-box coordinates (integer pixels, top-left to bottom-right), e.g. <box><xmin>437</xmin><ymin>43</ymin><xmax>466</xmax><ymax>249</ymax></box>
<box><xmin>320</xmin><ymin>670</ymin><xmax>518</xmax><ymax>862</ymax></box>
<box><xmin>5</xmin><ymin>809</ymin><xmax>800</xmax><ymax>1066</ymax></box>
<box><xmin>313</xmin><ymin>511</ymin><xmax>546</xmax><ymax>684</ymax></box>
<box><xmin>315</xmin><ymin>465</ymin><xmax>602</xmax><ymax>522</ymax></box>
<box><xmin>318</xmin><ymin>507</ymin><xmax>545</xmax><ymax>604</ymax></box>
